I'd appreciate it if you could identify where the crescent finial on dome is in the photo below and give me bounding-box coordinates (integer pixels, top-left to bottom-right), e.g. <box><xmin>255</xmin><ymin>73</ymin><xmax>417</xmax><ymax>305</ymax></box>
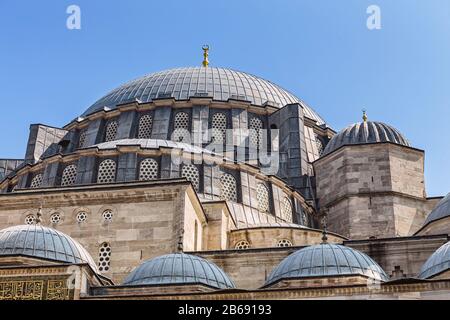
<box><xmin>202</xmin><ymin>45</ymin><xmax>210</xmax><ymax>67</ymax></box>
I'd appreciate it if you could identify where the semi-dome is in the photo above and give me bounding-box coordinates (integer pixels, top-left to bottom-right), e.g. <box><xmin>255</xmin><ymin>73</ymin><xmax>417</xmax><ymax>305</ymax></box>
<box><xmin>323</xmin><ymin>120</ymin><xmax>410</xmax><ymax>156</ymax></box>
<box><xmin>123</xmin><ymin>253</ymin><xmax>235</xmax><ymax>289</ymax></box>
<box><xmin>423</xmin><ymin>193</ymin><xmax>450</xmax><ymax>226</ymax></box>
<box><xmin>419</xmin><ymin>241</ymin><xmax>450</xmax><ymax>279</ymax></box>
<box><xmin>0</xmin><ymin>225</ymin><xmax>97</xmax><ymax>272</ymax></box>
<box><xmin>265</xmin><ymin>243</ymin><xmax>389</xmax><ymax>286</ymax></box>
<box><xmin>82</xmin><ymin>66</ymin><xmax>325</xmax><ymax>125</ymax></box>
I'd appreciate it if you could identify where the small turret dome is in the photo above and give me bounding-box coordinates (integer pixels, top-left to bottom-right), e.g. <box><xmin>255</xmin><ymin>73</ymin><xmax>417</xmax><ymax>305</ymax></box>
<box><xmin>419</xmin><ymin>241</ymin><xmax>450</xmax><ymax>279</ymax></box>
<box><xmin>265</xmin><ymin>243</ymin><xmax>389</xmax><ymax>286</ymax></box>
<box><xmin>123</xmin><ymin>253</ymin><xmax>235</xmax><ymax>289</ymax></box>
<box><xmin>422</xmin><ymin>193</ymin><xmax>450</xmax><ymax>227</ymax></box>
<box><xmin>323</xmin><ymin>121</ymin><xmax>410</xmax><ymax>156</ymax></box>
<box><xmin>0</xmin><ymin>225</ymin><xmax>97</xmax><ymax>272</ymax></box>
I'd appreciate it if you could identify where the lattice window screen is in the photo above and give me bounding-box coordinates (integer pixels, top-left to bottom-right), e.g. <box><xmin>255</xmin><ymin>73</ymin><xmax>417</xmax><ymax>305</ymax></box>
<box><xmin>211</xmin><ymin>112</ymin><xmax>227</xmax><ymax>143</ymax></box>
<box><xmin>61</xmin><ymin>164</ymin><xmax>77</xmax><ymax>186</ymax></box>
<box><xmin>138</xmin><ymin>114</ymin><xmax>153</xmax><ymax>139</ymax></box>
<box><xmin>105</xmin><ymin>120</ymin><xmax>118</xmax><ymax>142</ymax></box>
<box><xmin>249</xmin><ymin>117</ymin><xmax>264</xmax><ymax>149</ymax></box>
<box><xmin>98</xmin><ymin>242</ymin><xmax>111</xmax><ymax>272</ymax></box>
<box><xmin>30</xmin><ymin>174</ymin><xmax>43</xmax><ymax>189</ymax></box>
<box><xmin>256</xmin><ymin>183</ymin><xmax>270</xmax><ymax>213</ymax></box>
<box><xmin>281</xmin><ymin>197</ymin><xmax>293</xmax><ymax>222</ymax></box>
<box><xmin>220</xmin><ymin>173</ymin><xmax>237</xmax><ymax>202</ymax></box>
<box><xmin>182</xmin><ymin>164</ymin><xmax>200</xmax><ymax>191</ymax></box>
<box><xmin>97</xmin><ymin>159</ymin><xmax>116</xmax><ymax>183</ymax></box>
<box><xmin>139</xmin><ymin>158</ymin><xmax>158</xmax><ymax>181</ymax></box>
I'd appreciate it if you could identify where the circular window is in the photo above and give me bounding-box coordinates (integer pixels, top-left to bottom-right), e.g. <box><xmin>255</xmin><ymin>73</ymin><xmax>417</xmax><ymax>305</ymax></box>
<box><xmin>50</xmin><ymin>213</ymin><xmax>61</xmax><ymax>224</ymax></box>
<box><xmin>25</xmin><ymin>214</ymin><xmax>36</xmax><ymax>225</ymax></box>
<box><xmin>235</xmin><ymin>240</ymin><xmax>250</xmax><ymax>250</ymax></box>
<box><xmin>76</xmin><ymin>212</ymin><xmax>87</xmax><ymax>223</ymax></box>
<box><xmin>277</xmin><ymin>239</ymin><xmax>293</xmax><ymax>247</ymax></box>
<box><xmin>102</xmin><ymin>210</ymin><xmax>113</xmax><ymax>222</ymax></box>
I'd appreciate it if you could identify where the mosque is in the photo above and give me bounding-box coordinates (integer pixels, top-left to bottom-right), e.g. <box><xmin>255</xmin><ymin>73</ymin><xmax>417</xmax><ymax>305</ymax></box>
<box><xmin>0</xmin><ymin>47</ymin><xmax>449</xmax><ymax>300</ymax></box>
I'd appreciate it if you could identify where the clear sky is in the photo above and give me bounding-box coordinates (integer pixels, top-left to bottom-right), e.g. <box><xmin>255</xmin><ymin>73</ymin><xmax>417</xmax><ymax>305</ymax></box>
<box><xmin>0</xmin><ymin>0</ymin><xmax>449</xmax><ymax>196</ymax></box>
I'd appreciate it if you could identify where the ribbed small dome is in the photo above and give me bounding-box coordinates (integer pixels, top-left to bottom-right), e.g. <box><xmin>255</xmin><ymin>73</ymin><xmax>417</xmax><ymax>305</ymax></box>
<box><xmin>323</xmin><ymin>121</ymin><xmax>410</xmax><ymax>156</ymax></box>
<box><xmin>123</xmin><ymin>253</ymin><xmax>235</xmax><ymax>289</ymax></box>
<box><xmin>265</xmin><ymin>243</ymin><xmax>389</xmax><ymax>286</ymax></box>
<box><xmin>419</xmin><ymin>241</ymin><xmax>450</xmax><ymax>279</ymax></box>
<box><xmin>423</xmin><ymin>193</ymin><xmax>450</xmax><ymax>226</ymax></box>
<box><xmin>0</xmin><ymin>225</ymin><xmax>97</xmax><ymax>272</ymax></box>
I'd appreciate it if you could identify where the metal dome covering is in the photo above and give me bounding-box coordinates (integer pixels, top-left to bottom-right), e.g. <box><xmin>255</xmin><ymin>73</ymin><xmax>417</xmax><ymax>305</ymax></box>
<box><xmin>0</xmin><ymin>225</ymin><xmax>97</xmax><ymax>272</ymax></box>
<box><xmin>423</xmin><ymin>193</ymin><xmax>450</xmax><ymax>226</ymax></box>
<box><xmin>82</xmin><ymin>67</ymin><xmax>325</xmax><ymax>124</ymax></box>
<box><xmin>322</xmin><ymin>121</ymin><xmax>410</xmax><ymax>156</ymax></box>
<box><xmin>123</xmin><ymin>253</ymin><xmax>235</xmax><ymax>289</ymax></box>
<box><xmin>265</xmin><ymin>243</ymin><xmax>389</xmax><ymax>286</ymax></box>
<box><xmin>419</xmin><ymin>241</ymin><xmax>450</xmax><ymax>279</ymax></box>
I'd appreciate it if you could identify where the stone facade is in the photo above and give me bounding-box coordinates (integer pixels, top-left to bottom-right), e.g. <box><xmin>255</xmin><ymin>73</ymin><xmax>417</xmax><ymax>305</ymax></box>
<box><xmin>314</xmin><ymin>143</ymin><xmax>432</xmax><ymax>239</ymax></box>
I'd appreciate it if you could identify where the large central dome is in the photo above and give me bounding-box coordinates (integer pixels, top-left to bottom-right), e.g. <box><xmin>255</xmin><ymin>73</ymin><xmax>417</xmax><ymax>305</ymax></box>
<box><xmin>83</xmin><ymin>67</ymin><xmax>325</xmax><ymax>124</ymax></box>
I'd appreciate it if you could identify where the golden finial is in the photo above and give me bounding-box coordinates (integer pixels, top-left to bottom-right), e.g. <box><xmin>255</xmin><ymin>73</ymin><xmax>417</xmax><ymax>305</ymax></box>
<box><xmin>202</xmin><ymin>45</ymin><xmax>210</xmax><ymax>67</ymax></box>
<box><xmin>362</xmin><ymin>109</ymin><xmax>368</xmax><ymax>122</ymax></box>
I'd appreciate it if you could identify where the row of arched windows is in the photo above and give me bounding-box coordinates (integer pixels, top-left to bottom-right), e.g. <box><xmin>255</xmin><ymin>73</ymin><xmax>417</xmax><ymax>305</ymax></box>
<box><xmin>82</xmin><ymin>112</ymin><xmax>266</xmax><ymax>147</ymax></box>
<box><xmin>234</xmin><ymin>239</ymin><xmax>293</xmax><ymax>250</ymax></box>
<box><xmin>24</xmin><ymin>164</ymin><xmax>294</xmax><ymax>221</ymax></box>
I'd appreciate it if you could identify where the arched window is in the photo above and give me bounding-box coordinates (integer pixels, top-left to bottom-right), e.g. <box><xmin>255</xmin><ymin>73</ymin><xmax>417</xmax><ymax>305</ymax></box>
<box><xmin>138</xmin><ymin>114</ymin><xmax>153</xmax><ymax>139</ymax></box>
<box><xmin>281</xmin><ymin>197</ymin><xmax>293</xmax><ymax>222</ymax></box>
<box><xmin>220</xmin><ymin>173</ymin><xmax>237</xmax><ymax>202</ymax></box>
<box><xmin>98</xmin><ymin>242</ymin><xmax>111</xmax><ymax>272</ymax></box>
<box><xmin>211</xmin><ymin>112</ymin><xmax>227</xmax><ymax>143</ymax></box>
<box><xmin>97</xmin><ymin>159</ymin><xmax>116</xmax><ymax>183</ymax></box>
<box><xmin>277</xmin><ymin>239</ymin><xmax>293</xmax><ymax>247</ymax></box>
<box><xmin>181</xmin><ymin>164</ymin><xmax>200</xmax><ymax>191</ymax></box>
<box><xmin>139</xmin><ymin>158</ymin><xmax>158</xmax><ymax>181</ymax></box>
<box><xmin>235</xmin><ymin>240</ymin><xmax>250</xmax><ymax>250</ymax></box>
<box><xmin>315</xmin><ymin>134</ymin><xmax>324</xmax><ymax>156</ymax></box>
<box><xmin>172</xmin><ymin>112</ymin><xmax>190</xmax><ymax>142</ymax></box>
<box><xmin>256</xmin><ymin>183</ymin><xmax>270</xmax><ymax>213</ymax></box>
<box><xmin>78</xmin><ymin>128</ymin><xmax>87</xmax><ymax>148</ymax></box>
<box><xmin>105</xmin><ymin>120</ymin><xmax>118</xmax><ymax>142</ymax></box>
<box><xmin>249</xmin><ymin>117</ymin><xmax>264</xmax><ymax>149</ymax></box>
<box><xmin>30</xmin><ymin>173</ymin><xmax>43</xmax><ymax>189</ymax></box>
<box><xmin>61</xmin><ymin>164</ymin><xmax>77</xmax><ymax>186</ymax></box>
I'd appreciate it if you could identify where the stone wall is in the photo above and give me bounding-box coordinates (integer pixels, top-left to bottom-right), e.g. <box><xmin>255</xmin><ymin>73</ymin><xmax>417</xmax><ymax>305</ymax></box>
<box><xmin>0</xmin><ymin>181</ymin><xmax>204</xmax><ymax>284</ymax></box>
<box><xmin>314</xmin><ymin>143</ymin><xmax>428</xmax><ymax>239</ymax></box>
<box><xmin>228</xmin><ymin>227</ymin><xmax>345</xmax><ymax>250</ymax></box>
<box><xmin>345</xmin><ymin>235</ymin><xmax>448</xmax><ymax>279</ymax></box>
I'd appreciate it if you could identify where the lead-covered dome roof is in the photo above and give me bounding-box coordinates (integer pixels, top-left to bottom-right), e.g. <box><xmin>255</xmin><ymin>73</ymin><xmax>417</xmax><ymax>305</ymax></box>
<box><xmin>123</xmin><ymin>253</ymin><xmax>235</xmax><ymax>289</ymax></box>
<box><xmin>419</xmin><ymin>241</ymin><xmax>450</xmax><ymax>279</ymax></box>
<box><xmin>82</xmin><ymin>67</ymin><xmax>325</xmax><ymax>124</ymax></box>
<box><xmin>423</xmin><ymin>193</ymin><xmax>450</xmax><ymax>226</ymax></box>
<box><xmin>0</xmin><ymin>225</ymin><xmax>97</xmax><ymax>272</ymax></box>
<box><xmin>265</xmin><ymin>243</ymin><xmax>389</xmax><ymax>286</ymax></box>
<box><xmin>323</xmin><ymin>121</ymin><xmax>410</xmax><ymax>156</ymax></box>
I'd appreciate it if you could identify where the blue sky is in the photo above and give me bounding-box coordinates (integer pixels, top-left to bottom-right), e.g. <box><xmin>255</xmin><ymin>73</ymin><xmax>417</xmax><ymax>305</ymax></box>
<box><xmin>0</xmin><ymin>0</ymin><xmax>449</xmax><ymax>196</ymax></box>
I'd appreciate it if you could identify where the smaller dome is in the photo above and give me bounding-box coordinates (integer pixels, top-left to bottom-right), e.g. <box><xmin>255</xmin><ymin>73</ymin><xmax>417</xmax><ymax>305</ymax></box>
<box><xmin>265</xmin><ymin>243</ymin><xmax>389</xmax><ymax>286</ymax></box>
<box><xmin>123</xmin><ymin>253</ymin><xmax>235</xmax><ymax>289</ymax></box>
<box><xmin>0</xmin><ymin>225</ymin><xmax>97</xmax><ymax>272</ymax></box>
<box><xmin>423</xmin><ymin>193</ymin><xmax>450</xmax><ymax>226</ymax></box>
<box><xmin>323</xmin><ymin>121</ymin><xmax>410</xmax><ymax>156</ymax></box>
<box><xmin>419</xmin><ymin>241</ymin><xmax>450</xmax><ymax>279</ymax></box>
